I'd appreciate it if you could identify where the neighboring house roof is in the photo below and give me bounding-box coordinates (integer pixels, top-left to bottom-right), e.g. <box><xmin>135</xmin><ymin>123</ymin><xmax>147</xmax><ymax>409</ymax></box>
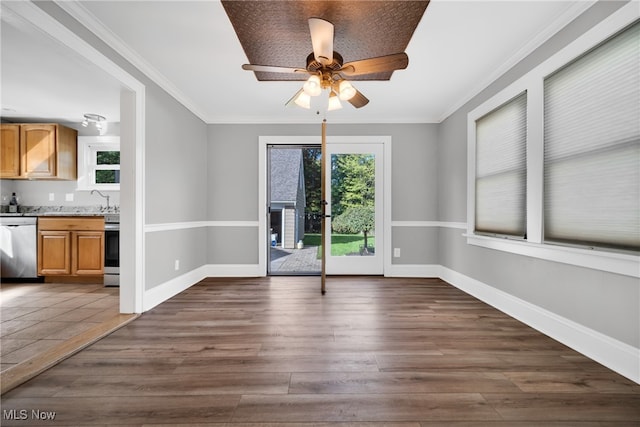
<box><xmin>270</xmin><ymin>149</ymin><xmax>304</xmax><ymax>203</ymax></box>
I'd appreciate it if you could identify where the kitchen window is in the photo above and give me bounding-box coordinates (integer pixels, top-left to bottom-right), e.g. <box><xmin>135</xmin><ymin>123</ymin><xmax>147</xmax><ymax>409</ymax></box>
<box><xmin>77</xmin><ymin>136</ymin><xmax>120</xmax><ymax>191</ymax></box>
<box><xmin>467</xmin><ymin>4</ymin><xmax>639</xmax><ymax>277</ymax></box>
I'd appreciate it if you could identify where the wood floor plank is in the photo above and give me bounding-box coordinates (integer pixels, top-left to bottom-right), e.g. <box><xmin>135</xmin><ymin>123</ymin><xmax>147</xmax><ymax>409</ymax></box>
<box><xmin>174</xmin><ymin>354</ymin><xmax>379</xmax><ymax>374</ymax></box>
<box><xmin>289</xmin><ymin>371</ymin><xmax>521</xmax><ymax>394</ymax></box>
<box><xmin>36</xmin><ymin>356</ymin><xmax>185</xmax><ymax>376</ymax></box>
<box><xmin>258</xmin><ymin>342</ymin><xmax>443</xmax><ymax>356</ymax></box>
<box><xmin>53</xmin><ymin>372</ymin><xmax>291</xmax><ymax>397</ymax></box>
<box><xmin>232</xmin><ymin>393</ymin><xmax>502</xmax><ymax>422</ymax></box>
<box><xmin>483</xmin><ymin>393</ymin><xmax>640</xmax><ymax>421</ymax></box>
<box><xmin>375</xmin><ymin>353</ymin><xmax>583</xmax><ymax>372</ymax></box>
<box><xmin>503</xmin><ymin>371</ymin><xmax>640</xmax><ymax>393</ymax></box>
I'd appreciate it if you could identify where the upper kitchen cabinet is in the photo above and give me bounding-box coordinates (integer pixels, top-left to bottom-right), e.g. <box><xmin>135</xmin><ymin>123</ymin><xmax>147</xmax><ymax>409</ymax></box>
<box><xmin>0</xmin><ymin>124</ymin><xmax>20</xmax><ymax>176</ymax></box>
<box><xmin>0</xmin><ymin>123</ymin><xmax>77</xmax><ymax>180</ymax></box>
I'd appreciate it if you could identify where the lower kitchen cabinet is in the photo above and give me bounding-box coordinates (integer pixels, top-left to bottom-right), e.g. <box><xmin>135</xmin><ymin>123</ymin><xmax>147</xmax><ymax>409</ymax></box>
<box><xmin>38</xmin><ymin>217</ymin><xmax>104</xmax><ymax>277</ymax></box>
<box><xmin>38</xmin><ymin>231</ymin><xmax>71</xmax><ymax>275</ymax></box>
<box><xmin>74</xmin><ymin>231</ymin><xmax>105</xmax><ymax>274</ymax></box>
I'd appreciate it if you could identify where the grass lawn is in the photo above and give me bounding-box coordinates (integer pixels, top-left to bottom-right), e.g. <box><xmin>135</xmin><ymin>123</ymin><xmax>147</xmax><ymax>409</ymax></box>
<box><xmin>303</xmin><ymin>233</ymin><xmax>375</xmax><ymax>257</ymax></box>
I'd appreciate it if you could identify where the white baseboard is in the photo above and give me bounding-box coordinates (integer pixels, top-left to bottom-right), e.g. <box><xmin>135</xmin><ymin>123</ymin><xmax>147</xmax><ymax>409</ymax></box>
<box><xmin>143</xmin><ymin>264</ymin><xmax>264</xmax><ymax>311</ymax></box>
<box><xmin>386</xmin><ymin>264</ymin><xmax>440</xmax><ymax>277</ymax></box>
<box><xmin>143</xmin><ymin>265</ymin><xmax>209</xmax><ymax>311</ymax></box>
<box><xmin>439</xmin><ymin>266</ymin><xmax>640</xmax><ymax>384</ymax></box>
<box><xmin>205</xmin><ymin>264</ymin><xmax>264</xmax><ymax>277</ymax></box>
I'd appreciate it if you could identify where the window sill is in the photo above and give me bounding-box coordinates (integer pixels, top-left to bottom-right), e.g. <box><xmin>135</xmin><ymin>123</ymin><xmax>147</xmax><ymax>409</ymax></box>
<box><xmin>466</xmin><ymin>233</ymin><xmax>639</xmax><ymax>278</ymax></box>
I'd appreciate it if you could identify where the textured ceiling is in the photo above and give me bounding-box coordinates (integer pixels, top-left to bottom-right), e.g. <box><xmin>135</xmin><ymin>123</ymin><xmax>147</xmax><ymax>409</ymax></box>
<box><xmin>222</xmin><ymin>0</ymin><xmax>429</xmax><ymax>81</ymax></box>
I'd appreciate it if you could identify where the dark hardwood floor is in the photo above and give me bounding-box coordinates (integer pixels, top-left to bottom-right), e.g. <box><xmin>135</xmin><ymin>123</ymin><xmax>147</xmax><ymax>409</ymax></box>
<box><xmin>2</xmin><ymin>276</ymin><xmax>639</xmax><ymax>425</ymax></box>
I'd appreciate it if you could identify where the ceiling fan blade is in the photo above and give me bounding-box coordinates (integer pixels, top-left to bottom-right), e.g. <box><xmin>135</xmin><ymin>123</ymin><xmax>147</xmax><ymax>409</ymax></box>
<box><xmin>285</xmin><ymin>88</ymin><xmax>303</xmax><ymax>108</ymax></box>
<box><xmin>340</xmin><ymin>52</ymin><xmax>409</xmax><ymax>76</ymax></box>
<box><xmin>309</xmin><ymin>17</ymin><xmax>334</xmax><ymax>66</ymax></box>
<box><xmin>242</xmin><ymin>64</ymin><xmax>307</xmax><ymax>74</ymax></box>
<box><xmin>348</xmin><ymin>89</ymin><xmax>369</xmax><ymax>109</ymax></box>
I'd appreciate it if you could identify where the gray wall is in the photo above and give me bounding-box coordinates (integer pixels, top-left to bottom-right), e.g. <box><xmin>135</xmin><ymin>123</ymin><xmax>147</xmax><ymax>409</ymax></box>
<box><xmin>207</xmin><ymin>123</ymin><xmax>439</xmax><ymax>265</ymax></box>
<box><xmin>436</xmin><ymin>1</ymin><xmax>639</xmax><ymax>347</ymax></box>
<box><xmin>144</xmin><ymin>85</ymin><xmax>208</xmax><ymax>225</ymax></box>
<box><xmin>144</xmin><ymin>84</ymin><xmax>208</xmax><ymax>289</ymax></box>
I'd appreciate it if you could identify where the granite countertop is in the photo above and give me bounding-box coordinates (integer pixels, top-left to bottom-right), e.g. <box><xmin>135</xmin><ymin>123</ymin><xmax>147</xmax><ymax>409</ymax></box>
<box><xmin>0</xmin><ymin>206</ymin><xmax>119</xmax><ymax>217</ymax></box>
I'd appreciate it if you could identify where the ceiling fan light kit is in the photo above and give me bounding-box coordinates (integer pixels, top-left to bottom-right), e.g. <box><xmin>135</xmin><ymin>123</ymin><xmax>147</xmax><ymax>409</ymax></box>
<box><xmin>338</xmin><ymin>80</ymin><xmax>356</xmax><ymax>101</ymax></box>
<box><xmin>303</xmin><ymin>75</ymin><xmax>322</xmax><ymax>97</ymax></box>
<box><xmin>328</xmin><ymin>91</ymin><xmax>342</xmax><ymax>111</ymax></box>
<box><xmin>289</xmin><ymin>89</ymin><xmax>311</xmax><ymax>109</ymax></box>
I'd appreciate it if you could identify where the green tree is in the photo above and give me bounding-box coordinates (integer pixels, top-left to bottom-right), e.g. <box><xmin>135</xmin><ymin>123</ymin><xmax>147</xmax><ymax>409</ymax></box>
<box><xmin>331</xmin><ymin>154</ymin><xmax>375</xmax><ymax>217</ymax></box>
<box><xmin>95</xmin><ymin>150</ymin><xmax>120</xmax><ymax>183</ymax></box>
<box><xmin>331</xmin><ymin>205</ymin><xmax>375</xmax><ymax>251</ymax></box>
<box><xmin>97</xmin><ymin>150</ymin><xmax>120</xmax><ymax>165</ymax></box>
<box><xmin>302</xmin><ymin>147</ymin><xmax>322</xmax><ymax>232</ymax></box>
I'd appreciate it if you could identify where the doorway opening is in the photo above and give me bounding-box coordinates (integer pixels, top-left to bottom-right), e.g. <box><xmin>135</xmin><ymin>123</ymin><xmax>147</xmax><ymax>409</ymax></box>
<box><xmin>268</xmin><ymin>145</ymin><xmax>322</xmax><ymax>275</ymax></box>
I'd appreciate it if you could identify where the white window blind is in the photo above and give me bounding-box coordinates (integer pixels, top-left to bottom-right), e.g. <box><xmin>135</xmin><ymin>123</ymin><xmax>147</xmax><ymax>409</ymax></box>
<box><xmin>544</xmin><ymin>22</ymin><xmax>640</xmax><ymax>251</ymax></box>
<box><xmin>475</xmin><ymin>92</ymin><xmax>527</xmax><ymax>236</ymax></box>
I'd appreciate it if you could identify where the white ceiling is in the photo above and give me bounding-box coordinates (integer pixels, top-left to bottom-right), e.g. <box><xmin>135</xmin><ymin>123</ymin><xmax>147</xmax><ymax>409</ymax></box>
<box><xmin>1</xmin><ymin>0</ymin><xmax>594</xmax><ymax>125</ymax></box>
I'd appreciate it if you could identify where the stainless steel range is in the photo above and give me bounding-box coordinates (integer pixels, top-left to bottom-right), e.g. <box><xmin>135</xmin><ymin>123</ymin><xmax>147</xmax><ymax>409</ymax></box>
<box><xmin>104</xmin><ymin>213</ymin><xmax>119</xmax><ymax>286</ymax></box>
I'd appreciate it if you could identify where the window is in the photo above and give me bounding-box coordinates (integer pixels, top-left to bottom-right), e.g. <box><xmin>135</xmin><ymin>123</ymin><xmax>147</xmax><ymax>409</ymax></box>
<box><xmin>77</xmin><ymin>136</ymin><xmax>120</xmax><ymax>191</ymax></box>
<box><xmin>544</xmin><ymin>22</ymin><xmax>640</xmax><ymax>251</ymax></box>
<box><xmin>475</xmin><ymin>92</ymin><xmax>527</xmax><ymax>237</ymax></box>
<box><xmin>467</xmin><ymin>4</ymin><xmax>639</xmax><ymax>277</ymax></box>
<box><xmin>95</xmin><ymin>149</ymin><xmax>121</xmax><ymax>185</ymax></box>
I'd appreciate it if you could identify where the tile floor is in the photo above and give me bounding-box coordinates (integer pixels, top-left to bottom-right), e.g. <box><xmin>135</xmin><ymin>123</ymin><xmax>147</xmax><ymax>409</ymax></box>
<box><xmin>0</xmin><ymin>282</ymin><xmax>119</xmax><ymax>372</ymax></box>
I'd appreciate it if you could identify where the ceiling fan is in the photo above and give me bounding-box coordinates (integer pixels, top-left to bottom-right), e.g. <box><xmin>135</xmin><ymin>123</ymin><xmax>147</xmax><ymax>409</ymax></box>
<box><xmin>242</xmin><ymin>18</ymin><xmax>409</xmax><ymax>111</ymax></box>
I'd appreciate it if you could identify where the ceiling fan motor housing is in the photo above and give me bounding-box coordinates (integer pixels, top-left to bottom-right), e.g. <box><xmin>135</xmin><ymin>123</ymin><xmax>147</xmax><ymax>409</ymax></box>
<box><xmin>306</xmin><ymin>51</ymin><xmax>343</xmax><ymax>73</ymax></box>
<box><xmin>306</xmin><ymin>51</ymin><xmax>346</xmax><ymax>90</ymax></box>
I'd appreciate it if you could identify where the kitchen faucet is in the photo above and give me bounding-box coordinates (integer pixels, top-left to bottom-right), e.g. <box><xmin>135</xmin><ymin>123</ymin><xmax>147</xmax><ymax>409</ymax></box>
<box><xmin>91</xmin><ymin>189</ymin><xmax>110</xmax><ymax>209</ymax></box>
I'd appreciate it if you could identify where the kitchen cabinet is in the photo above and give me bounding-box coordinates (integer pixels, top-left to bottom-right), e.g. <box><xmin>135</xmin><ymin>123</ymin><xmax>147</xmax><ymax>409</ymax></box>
<box><xmin>38</xmin><ymin>217</ymin><xmax>104</xmax><ymax>277</ymax></box>
<box><xmin>0</xmin><ymin>123</ymin><xmax>77</xmax><ymax>180</ymax></box>
<box><xmin>0</xmin><ymin>124</ymin><xmax>20</xmax><ymax>177</ymax></box>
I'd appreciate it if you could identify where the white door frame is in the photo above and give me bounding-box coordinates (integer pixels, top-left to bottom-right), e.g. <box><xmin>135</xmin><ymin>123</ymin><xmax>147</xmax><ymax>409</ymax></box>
<box><xmin>259</xmin><ymin>135</ymin><xmax>392</xmax><ymax>276</ymax></box>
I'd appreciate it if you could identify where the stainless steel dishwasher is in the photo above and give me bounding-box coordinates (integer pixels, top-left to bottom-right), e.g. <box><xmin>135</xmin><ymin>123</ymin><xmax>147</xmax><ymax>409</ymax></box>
<box><xmin>0</xmin><ymin>216</ymin><xmax>38</xmax><ymax>279</ymax></box>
